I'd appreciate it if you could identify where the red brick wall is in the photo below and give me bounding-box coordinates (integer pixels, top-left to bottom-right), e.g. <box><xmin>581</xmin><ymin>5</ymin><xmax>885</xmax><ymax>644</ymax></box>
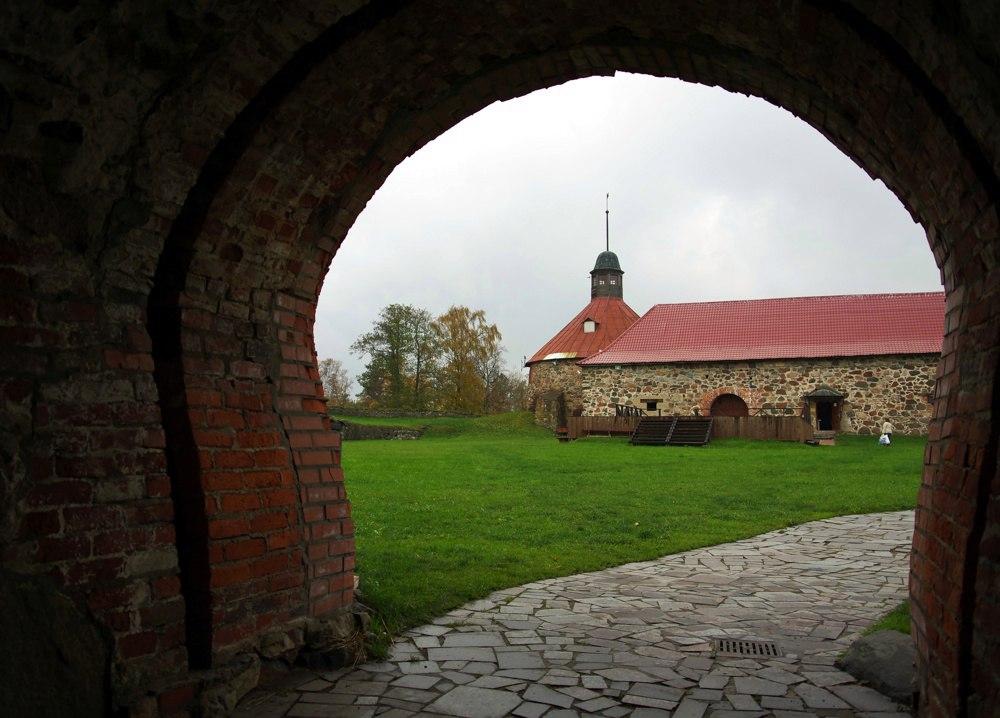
<box><xmin>0</xmin><ymin>2</ymin><xmax>997</xmax><ymax>714</ymax></box>
<box><xmin>1</xmin><ymin>230</ymin><xmax>189</xmax><ymax>696</ymax></box>
<box><xmin>152</xmin><ymin>282</ymin><xmax>354</xmax><ymax>667</ymax></box>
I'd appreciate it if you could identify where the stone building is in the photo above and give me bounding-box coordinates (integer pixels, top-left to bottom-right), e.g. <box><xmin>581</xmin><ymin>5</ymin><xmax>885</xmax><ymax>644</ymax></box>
<box><xmin>526</xmin><ymin>250</ymin><xmax>639</xmax><ymax>425</ymax></box>
<box><xmin>579</xmin><ymin>292</ymin><xmax>944</xmax><ymax>435</ymax></box>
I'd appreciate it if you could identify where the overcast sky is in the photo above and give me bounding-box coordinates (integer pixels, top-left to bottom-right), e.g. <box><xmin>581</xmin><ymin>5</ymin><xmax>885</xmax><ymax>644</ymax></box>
<box><xmin>315</xmin><ymin>73</ymin><xmax>942</xmax><ymax>383</ymax></box>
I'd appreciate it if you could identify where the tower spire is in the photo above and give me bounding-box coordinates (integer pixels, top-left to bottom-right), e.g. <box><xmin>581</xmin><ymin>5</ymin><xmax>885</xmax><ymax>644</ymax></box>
<box><xmin>591</xmin><ymin>200</ymin><xmax>624</xmax><ymax>300</ymax></box>
<box><xmin>605</xmin><ymin>193</ymin><xmax>610</xmax><ymax>252</ymax></box>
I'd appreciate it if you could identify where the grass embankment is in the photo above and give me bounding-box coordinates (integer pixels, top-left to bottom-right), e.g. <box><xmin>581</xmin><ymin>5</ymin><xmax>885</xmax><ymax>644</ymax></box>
<box><xmin>865</xmin><ymin>601</ymin><xmax>912</xmax><ymax>635</ymax></box>
<box><xmin>335</xmin><ymin>415</ymin><xmax>439</xmax><ymax>428</ymax></box>
<box><xmin>341</xmin><ymin>412</ymin><xmax>923</xmax><ymax>636</ymax></box>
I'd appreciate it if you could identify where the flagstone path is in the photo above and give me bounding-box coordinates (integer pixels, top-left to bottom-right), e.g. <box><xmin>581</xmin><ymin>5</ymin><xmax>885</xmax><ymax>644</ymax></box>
<box><xmin>237</xmin><ymin>511</ymin><xmax>915</xmax><ymax>717</ymax></box>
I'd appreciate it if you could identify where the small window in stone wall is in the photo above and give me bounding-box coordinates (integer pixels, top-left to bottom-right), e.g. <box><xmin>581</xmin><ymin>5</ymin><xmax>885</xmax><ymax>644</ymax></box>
<box><xmin>645</xmin><ymin>400</ymin><xmax>658</xmax><ymax>411</ymax></box>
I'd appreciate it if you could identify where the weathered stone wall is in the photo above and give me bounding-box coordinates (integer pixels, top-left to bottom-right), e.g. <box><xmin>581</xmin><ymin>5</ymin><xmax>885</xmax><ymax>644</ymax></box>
<box><xmin>531</xmin><ymin>390</ymin><xmax>566</xmax><ymax>430</ymax></box>
<box><xmin>339</xmin><ymin>422</ymin><xmax>425</xmax><ymax>441</ymax></box>
<box><xmin>581</xmin><ymin>354</ymin><xmax>940</xmax><ymax>435</ymax></box>
<box><xmin>528</xmin><ymin>360</ymin><xmax>583</xmax><ymax>422</ymax></box>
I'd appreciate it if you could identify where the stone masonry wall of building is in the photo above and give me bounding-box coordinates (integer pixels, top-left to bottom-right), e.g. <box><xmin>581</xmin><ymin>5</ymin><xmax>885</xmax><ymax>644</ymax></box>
<box><xmin>581</xmin><ymin>354</ymin><xmax>940</xmax><ymax>435</ymax></box>
<box><xmin>528</xmin><ymin>360</ymin><xmax>583</xmax><ymax>420</ymax></box>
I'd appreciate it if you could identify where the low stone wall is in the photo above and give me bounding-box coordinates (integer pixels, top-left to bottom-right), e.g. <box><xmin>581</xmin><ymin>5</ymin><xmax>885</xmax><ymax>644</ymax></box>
<box><xmin>339</xmin><ymin>422</ymin><xmax>426</xmax><ymax>441</ymax></box>
<box><xmin>581</xmin><ymin>354</ymin><xmax>939</xmax><ymax>435</ymax></box>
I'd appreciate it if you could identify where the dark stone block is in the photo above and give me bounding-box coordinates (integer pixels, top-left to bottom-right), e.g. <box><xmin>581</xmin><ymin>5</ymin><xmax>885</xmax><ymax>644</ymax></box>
<box><xmin>0</xmin><ymin>569</ymin><xmax>111</xmax><ymax>717</ymax></box>
<box><xmin>837</xmin><ymin>629</ymin><xmax>916</xmax><ymax>705</ymax></box>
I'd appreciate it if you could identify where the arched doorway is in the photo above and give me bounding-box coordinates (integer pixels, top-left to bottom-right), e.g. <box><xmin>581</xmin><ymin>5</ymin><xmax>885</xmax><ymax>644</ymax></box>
<box><xmin>143</xmin><ymin>12</ymin><xmax>993</xmax><ymax>707</ymax></box>
<box><xmin>1</xmin><ymin>3</ymin><xmax>996</xmax><ymax>714</ymax></box>
<box><xmin>710</xmin><ymin>393</ymin><xmax>750</xmax><ymax>418</ymax></box>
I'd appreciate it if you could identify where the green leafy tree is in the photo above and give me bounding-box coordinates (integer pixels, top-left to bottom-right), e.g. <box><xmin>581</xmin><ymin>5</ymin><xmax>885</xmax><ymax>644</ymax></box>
<box><xmin>409</xmin><ymin>308</ymin><xmax>438</xmax><ymax>410</ymax></box>
<box><xmin>351</xmin><ymin>304</ymin><xmax>437</xmax><ymax>409</ymax></box>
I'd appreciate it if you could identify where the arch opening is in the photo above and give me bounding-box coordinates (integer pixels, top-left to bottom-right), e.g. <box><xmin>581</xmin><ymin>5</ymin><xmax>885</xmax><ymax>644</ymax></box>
<box><xmin>0</xmin><ymin>3</ymin><xmax>986</xmax><ymax>713</ymax></box>
<box><xmin>709</xmin><ymin>393</ymin><xmax>750</xmax><ymax>418</ymax></box>
<box><xmin>148</xmin><ymin>9</ymin><xmax>992</xmax><ymax>708</ymax></box>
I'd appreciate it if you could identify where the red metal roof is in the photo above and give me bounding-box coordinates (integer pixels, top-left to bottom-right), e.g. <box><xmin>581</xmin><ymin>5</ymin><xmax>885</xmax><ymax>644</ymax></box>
<box><xmin>527</xmin><ymin>297</ymin><xmax>640</xmax><ymax>365</ymax></box>
<box><xmin>580</xmin><ymin>292</ymin><xmax>944</xmax><ymax>365</ymax></box>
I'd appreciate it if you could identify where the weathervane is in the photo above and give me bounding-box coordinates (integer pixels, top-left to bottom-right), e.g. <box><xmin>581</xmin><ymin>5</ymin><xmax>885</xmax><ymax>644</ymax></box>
<box><xmin>605</xmin><ymin>193</ymin><xmax>610</xmax><ymax>252</ymax></box>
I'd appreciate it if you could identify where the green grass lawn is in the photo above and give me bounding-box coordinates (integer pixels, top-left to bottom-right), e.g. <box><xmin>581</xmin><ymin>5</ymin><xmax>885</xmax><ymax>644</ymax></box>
<box><xmin>344</xmin><ymin>412</ymin><xmax>923</xmax><ymax>635</ymax></box>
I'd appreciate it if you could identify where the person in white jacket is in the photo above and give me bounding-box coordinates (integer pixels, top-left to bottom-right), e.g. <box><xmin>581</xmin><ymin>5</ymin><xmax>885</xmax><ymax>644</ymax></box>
<box><xmin>881</xmin><ymin>420</ymin><xmax>895</xmax><ymax>445</ymax></box>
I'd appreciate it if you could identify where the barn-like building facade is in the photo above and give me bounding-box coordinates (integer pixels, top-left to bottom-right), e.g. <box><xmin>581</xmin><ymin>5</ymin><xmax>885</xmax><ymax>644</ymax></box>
<box><xmin>529</xmin><ymin>254</ymin><xmax>944</xmax><ymax>436</ymax></box>
<box><xmin>581</xmin><ymin>292</ymin><xmax>945</xmax><ymax>435</ymax></box>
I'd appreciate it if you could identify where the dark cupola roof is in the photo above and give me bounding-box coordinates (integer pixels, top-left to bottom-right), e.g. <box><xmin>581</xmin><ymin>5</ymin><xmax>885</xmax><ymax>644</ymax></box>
<box><xmin>592</xmin><ymin>251</ymin><xmax>622</xmax><ymax>273</ymax></box>
<box><xmin>526</xmin><ymin>247</ymin><xmax>637</xmax><ymax>366</ymax></box>
<box><xmin>591</xmin><ymin>250</ymin><xmax>624</xmax><ymax>299</ymax></box>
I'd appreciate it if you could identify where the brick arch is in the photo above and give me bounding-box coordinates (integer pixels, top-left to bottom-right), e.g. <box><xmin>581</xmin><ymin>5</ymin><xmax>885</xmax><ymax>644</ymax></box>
<box><xmin>152</xmin><ymin>9</ymin><xmax>998</xmax><ymax>711</ymax></box>
<box><xmin>1</xmin><ymin>2</ymin><xmax>997</xmax><ymax>714</ymax></box>
<box><xmin>698</xmin><ymin>387</ymin><xmax>753</xmax><ymax>417</ymax></box>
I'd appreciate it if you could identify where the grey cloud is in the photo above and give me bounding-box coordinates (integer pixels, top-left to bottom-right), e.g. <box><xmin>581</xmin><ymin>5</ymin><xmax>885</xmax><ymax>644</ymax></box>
<box><xmin>315</xmin><ymin>74</ymin><xmax>940</xmax><ymax>381</ymax></box>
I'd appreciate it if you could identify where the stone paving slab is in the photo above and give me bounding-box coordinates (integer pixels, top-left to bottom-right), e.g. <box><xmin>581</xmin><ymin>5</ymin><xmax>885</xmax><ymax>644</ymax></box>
<box><xmin>236</xmin><ymin>512</ymin><xmax>915</xmax><ymax>717</ymax></box>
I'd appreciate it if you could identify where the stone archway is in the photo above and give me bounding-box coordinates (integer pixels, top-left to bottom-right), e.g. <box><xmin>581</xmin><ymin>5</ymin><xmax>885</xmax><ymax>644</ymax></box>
<box><xmin>699</xmin><ymin>387</ymin><xmax>753</xmax><ymax>418</ymax></box>
<box><xmin>710</xmin><ymin>393</ymin><xmax>750</xmax><ymax>418</ymax></box>
<box><xmin>0</xmin><ymin>3</ymin><xmax>997</xmax><ymax>714</ymax></box>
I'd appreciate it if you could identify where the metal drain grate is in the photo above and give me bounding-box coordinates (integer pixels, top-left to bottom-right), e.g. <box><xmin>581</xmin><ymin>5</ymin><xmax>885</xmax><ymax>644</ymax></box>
<box><xmin>712</xmin><ymin>638</ymin><xmax>781</xmax><ymax>657</ymax></box>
